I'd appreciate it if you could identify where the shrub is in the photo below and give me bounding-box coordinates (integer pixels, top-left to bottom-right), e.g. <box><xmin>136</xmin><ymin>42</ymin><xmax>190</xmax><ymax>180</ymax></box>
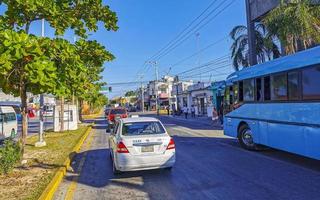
<box><xmin>0</xmin><ymin>140</ymin><xmax>21</xmax><ymax>175</ymax></box>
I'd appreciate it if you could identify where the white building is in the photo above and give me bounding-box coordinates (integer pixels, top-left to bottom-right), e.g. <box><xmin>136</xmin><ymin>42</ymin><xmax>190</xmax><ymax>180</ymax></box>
<box><xmin>146</xmin><ymin>76</ymin><xmax>174</xmax><ymax>110</ymax></box>
<box><xmin>171</xmin><ymin>80</ymin><xmax>193</xmax><ymax>110</ymax></box>
<box><xmin>187</xmin><ymin>82</ymin><xmax>214</xmax><ymax>117</ymax></box>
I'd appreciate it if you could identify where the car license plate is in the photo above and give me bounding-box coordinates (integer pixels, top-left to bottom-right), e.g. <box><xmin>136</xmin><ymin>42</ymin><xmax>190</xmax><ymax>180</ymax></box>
<box><xmin>141</xmin><ymin>145</ymin><xmax>154</xmax><ymax>152</ymax></box>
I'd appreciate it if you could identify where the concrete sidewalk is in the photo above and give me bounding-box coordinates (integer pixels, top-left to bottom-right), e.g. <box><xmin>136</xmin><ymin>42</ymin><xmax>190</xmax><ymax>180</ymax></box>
<box><xmin>165</xmin><ymin>114</ymin><xmax>222</xmax><ymax>128</ymax></box>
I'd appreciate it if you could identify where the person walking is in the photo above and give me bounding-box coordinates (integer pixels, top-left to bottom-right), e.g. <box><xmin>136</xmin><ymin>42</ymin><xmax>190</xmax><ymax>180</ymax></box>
<box><xmin>172</xmin><ymin>105</ymin><xmax>176</xmax><ymax>116</ymax></box>
<box><xmin>166</xmin><ymin>106</ymin><xmax>170</xmax><ymax>116</ymax></box>
<box><xmin>218</xmin><ymin>103</ymin><xmax>224</xmax><ymax>126</ymax></box>
<box><xmin>191</xmin><ymin>105</ymin><xmax>196</xmax><ymax>118</ymax></box>
<box><xmin>183</xmin><ymin>105</ymin><xmax>189</xmax><ymax>119</ymax></box>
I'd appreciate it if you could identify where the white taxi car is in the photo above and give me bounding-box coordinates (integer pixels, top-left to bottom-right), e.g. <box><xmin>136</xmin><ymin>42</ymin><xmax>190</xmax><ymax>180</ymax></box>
<box><xmin>108</xmin><ymin>117</ymin><xmax>176</xmax><ymax>174</ymax></box>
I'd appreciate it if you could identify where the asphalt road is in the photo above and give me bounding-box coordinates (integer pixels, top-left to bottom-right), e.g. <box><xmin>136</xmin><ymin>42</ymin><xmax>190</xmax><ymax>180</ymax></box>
<box><xmin>17</xmin><ymin>116</ymin><xmax>54</xmax><ymax>137</ymax></box>
<box><xmin>54</xmin><ymin>113</ymin><xmax>320</xmax><ymax>200</ymax></box>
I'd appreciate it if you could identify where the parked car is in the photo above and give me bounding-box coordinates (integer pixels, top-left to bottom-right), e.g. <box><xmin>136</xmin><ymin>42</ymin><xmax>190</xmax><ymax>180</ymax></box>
<box><xmin>128</xmin><ymin>106</ymin><xmax>137</xmax><ymax>112</ymax></box>
<box><xmin>0</xmin><ymin>106</ymin><xmax>18</xmax><ymax>140</ymax></box>
<box><xmin>108</xmin><ymin>117</ymin><xmax>176</xmax><ymax>174</ymax></box>
<box><xmin>107</xmin><ymin>108</ymin><xmax>128</xmax><ymax>132</ymax></box>
<box><xmin>104</xmin><ymin>107</ymin><xmax>111</xmax><ymax>118</ymax></box>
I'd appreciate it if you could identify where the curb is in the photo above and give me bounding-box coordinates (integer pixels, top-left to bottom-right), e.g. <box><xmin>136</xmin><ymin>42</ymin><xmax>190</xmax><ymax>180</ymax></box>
<box><xmin>38</xmin><ymin>125</ymin><xmax>92</xmax><ymax>200</ymax></box>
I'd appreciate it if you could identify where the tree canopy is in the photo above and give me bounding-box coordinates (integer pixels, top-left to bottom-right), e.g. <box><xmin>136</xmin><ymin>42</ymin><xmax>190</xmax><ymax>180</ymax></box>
<box><xmin>0</xmin><ymin>0</ymin><xmax>118</xmax><ymax>154</ymax></box>
<box><xmin>1</xmin><ymin>0</ymin><xmax>118</xmax><ymax>37</ymax></box>
<box><xmin>125</xmin><ymin>90</ymin><xmax>138</xmax><ymax>97</ymax></box>
<box><xmin>263</xmin><ymin>0</ymin><xmax>320</xmax><ymax>54</ymax></box>
<box><xmin>229</xmin><ymin>24</ymin><xmax>280</xmax><ymax>70</ymax></box>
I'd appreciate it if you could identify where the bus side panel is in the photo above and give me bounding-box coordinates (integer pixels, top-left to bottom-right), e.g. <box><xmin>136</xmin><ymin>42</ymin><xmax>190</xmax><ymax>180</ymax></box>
<box><xmin>258</xmin><ymin>121</ymin><xmax>268</xmax><ymax>145</ymax></box>
<box><xmin>224</xmin><ymin>117</ymin><xmax>260</xmax><ymax>144</ymax></box>
<box><xmin>224</xmin><ymin>117</ymin><xmax>239</xmax><ymax>138</ymax></box>
<box><xmin>267</xmin><ymin>123</ymin><xmax>306</xmax><ymax>157</ymax></box>
<box><xmin>305</xmin><ymin>127</ymin><xmax>320</xmax><ymax>160</ymax></box>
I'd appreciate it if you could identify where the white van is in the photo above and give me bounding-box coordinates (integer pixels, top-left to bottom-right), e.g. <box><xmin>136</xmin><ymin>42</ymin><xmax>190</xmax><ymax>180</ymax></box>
<box><xmin>0</xmin><ymin>106</ymin><xmax>18</xmax><ymax>140</ymax></box>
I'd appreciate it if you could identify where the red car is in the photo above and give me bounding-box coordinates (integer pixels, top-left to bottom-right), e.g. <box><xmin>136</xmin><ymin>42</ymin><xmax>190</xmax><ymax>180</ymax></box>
<box><xmin>107</xmin><ymin>108</ymin><xmax>128</xmax><ymax>132</ymax></box>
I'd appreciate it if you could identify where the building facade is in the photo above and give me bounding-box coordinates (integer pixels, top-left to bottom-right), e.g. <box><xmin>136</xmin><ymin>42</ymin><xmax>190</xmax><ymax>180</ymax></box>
<box><xmin>171</xmin><ymin>80</ymin><xmax>193</xmax><ymax>111</ymax></box>
<box><xmin>145</xmin><ymin>76</ymin><xmax>174</xmax><ymax>111</ymax></box>
<box><xmin>188</xmin><ymin>82</ymin><xmax>214</xmax><ymax>117</ymax></box>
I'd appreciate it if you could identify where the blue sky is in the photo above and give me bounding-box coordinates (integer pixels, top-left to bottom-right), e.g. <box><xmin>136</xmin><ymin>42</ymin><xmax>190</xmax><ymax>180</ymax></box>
<box><xmin>99</xmin><ymin>0</ymin><xmax>247</xmax><ymax>98</ymax></box>
<box><xmin>0</xmin><ymin>0</ymin><xmax>247</xmax><ymax>98</ymax></box>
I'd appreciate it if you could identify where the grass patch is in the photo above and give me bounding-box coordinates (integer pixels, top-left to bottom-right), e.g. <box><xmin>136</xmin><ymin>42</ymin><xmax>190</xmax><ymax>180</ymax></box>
<box><xmin>0</xmin><ymin>126</ymin><xmax>89</xmax><ymax>200</ymax></box>
<box><xmin>82</xmin><ymin>109</ymin><xmax>104</xmax><ymax>120</ymax></box>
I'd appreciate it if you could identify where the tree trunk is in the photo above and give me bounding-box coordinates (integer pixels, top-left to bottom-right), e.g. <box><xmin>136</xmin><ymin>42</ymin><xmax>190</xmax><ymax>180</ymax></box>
<box><xmin>20</xmin><ymin>85</ymin><xmax>28</xmax><ymax>156</ymax></box>
<box><xmin>60</xmin><ymin>96</ymin><xmax>64</xmax><ymax>132</ymax></box>
<box><xmin>78</xmin><ymin>99</ymin><xmax>83</xmax><ymax>122</ymax></box>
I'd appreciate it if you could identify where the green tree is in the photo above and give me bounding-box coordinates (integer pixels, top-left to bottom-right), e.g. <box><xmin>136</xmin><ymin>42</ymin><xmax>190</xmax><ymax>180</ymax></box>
<box><xmin>74</xmin><ymin>39</ymin><xmax>114</xmax><ymax>121</ymax></box>
<box><xmin>125</xmin><ymin>90</ymin><xmax>137</xmax><ymax>97</ymax></box>
<box><xmin>48</xmin><ymin>38</ymin><xmax>85</xmax><ymax>131</ymax></box>
<box><xmin>0</xmin><ymin>0</ymin><xmax>118</xmax><ymax>155</ymax></box>
<box><xmin>230</xmin><ymin>24</ymin><xmax>280</xmax><ymax>71</ymax></box>
<box><xmin>0</xmin><ymin>30</ymin><xmax>56</xmax><ymax>152</ymax></box>
<box><xmin>263</xmin><ymin>0</ymin><xmax>320</xmax><ymax>54</ymax></box>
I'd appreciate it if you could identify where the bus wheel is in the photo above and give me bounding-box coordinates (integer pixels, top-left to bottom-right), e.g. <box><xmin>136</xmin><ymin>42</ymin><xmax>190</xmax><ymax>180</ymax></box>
<box><xmin>238</xmin><ymin>124</ymin><xmax>257</xmax><ymax>150</ymax></box>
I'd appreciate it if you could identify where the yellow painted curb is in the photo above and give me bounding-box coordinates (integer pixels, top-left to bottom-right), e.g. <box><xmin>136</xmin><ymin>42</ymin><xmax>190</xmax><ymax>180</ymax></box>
<box><xmin>38</xmin><ymin>125</ymin><xmax>92</xmax><ymax>200</ymax></box>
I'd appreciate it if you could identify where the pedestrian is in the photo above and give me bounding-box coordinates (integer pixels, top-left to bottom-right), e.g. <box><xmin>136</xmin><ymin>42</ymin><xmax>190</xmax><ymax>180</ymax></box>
<box><xmin>191</xmin><ymin>105</ymin><xmax>196</xmax><ymax>118</ymax></box>
<box><xmin>172</xmin><ymin>105</ymin><xmax>176</xmax><ymax>116</ymax></box>
<box><xmin>183</xmin><ymin>105</ymin><xmax>189</xmax><ymax>119</ymax></box>
<box><xmin>166</xmin><ymin>106</ymin><xmax>170</xmax><ymax>116</ymax></box>
<box><xmin>218</xmin><ymin>103</ymin><xmax>224</xmax><ymax>126</ymax></box>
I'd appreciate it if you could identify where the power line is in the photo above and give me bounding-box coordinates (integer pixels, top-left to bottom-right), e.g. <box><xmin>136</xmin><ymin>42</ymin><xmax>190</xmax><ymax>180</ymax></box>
<box><xmin>132</xmin><ymin>0</ymin><xmax>221</xmax><ymax>81</ymax></box>
<box><xmin>179</xmin><ymin>59</ymin><xmax>231</xmax><ymax>78</ymax></box>
<box><xmin>153</xmin><ymin>0</ymin><xmax>236</xmax><ymax>61</ymax></box>
<box><xmin>180</xmin><ymin>64</ymin><xmax>232</xmax><ymax>79</ymax></box>
<box><xmin>148</xmin><ymin>0</ymin><xmax>220</xmax><ymax>61</ymax></box>
<box><xmin>176</xmin><ymin>53</ymin><xmax>231</xmax><ymax>75</ymax></box>
<box><xmin>106</xmin><ymin>81</ymin><xmax>150</xmax><ymax>86</ymax></box>
<box><xmin>171</xmin><ymin>35</ymin><xmax>228</xmax><ymax>68</ymax></box>
<box><xmin>181</xmin><ymin>72</ymin><xmax>230</xmax><ymax>80</ymax></box>
<box><xmin>133</xmin><ymin>0</ymin><xmax>237</xmax><ymax>82</ymax></box>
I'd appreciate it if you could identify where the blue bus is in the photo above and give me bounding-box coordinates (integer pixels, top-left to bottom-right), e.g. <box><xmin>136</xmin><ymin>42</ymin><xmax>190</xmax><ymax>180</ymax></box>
<box><xmin>223</xmin><ymin>46</ymin><xmax>320</xmax><ymax>160</ymax></box>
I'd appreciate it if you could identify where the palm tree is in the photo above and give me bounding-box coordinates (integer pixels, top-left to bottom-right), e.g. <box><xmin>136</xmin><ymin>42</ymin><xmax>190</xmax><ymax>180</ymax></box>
<box><xmin>230</xmin><ymin>23</ymin><xmax>280</xmax><ymax>71</ymax></box>
<box><xmin>263</xmin><ymin>0</ymin><xmax>320</xmax><ymax>54</ymax></box>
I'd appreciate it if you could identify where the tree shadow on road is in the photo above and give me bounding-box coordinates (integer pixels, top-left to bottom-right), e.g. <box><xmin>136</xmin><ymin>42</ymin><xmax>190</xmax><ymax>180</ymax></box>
<box><xmin>63</xmin><ymin>135</ymin><xmax>320</xmax><ymax>200</ymax></box>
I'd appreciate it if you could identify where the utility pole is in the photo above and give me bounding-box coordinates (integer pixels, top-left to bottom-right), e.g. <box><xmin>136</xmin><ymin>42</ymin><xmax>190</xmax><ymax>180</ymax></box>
<box><xmin>196</xmin><ymin>32</ymin><xmax>201</xmax><ymax>81</ymax></box>
<box><xmin>149</xmin><ymin>61</ymin><xmax>158</xmax><ymax>112</ymax></box>
<box><xmin>139</xmin><ymin>74</ymin><xmax>144</xmax><ymax>113</ymax></box>
<box><xmin>245</xmin><ymin>0</ymin><xmax>257</xmax><ymax>66</ymax></box>
<box><xmin>72</xmin><ymin>36</ymin><xmax>76</xmax><ymax>105</ymax></box>
<box><xmin>35</xmin><ymin>18</ymin><xmax>46</xmax><ymax>147</ymax></box>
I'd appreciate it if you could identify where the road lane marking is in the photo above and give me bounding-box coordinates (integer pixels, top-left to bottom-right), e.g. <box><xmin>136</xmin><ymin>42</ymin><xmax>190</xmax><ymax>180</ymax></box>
<box><xmin>64</xmin><ymin>129</ymin><xmax>95</xmax><ymax>200</ymax></box>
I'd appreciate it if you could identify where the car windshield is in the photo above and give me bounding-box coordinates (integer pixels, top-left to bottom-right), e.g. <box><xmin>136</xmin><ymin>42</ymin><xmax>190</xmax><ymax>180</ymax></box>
<box><xmin>122</xmin><ymin>121</ymin><xmax>165</xmax><ymax>136</ymax></box>
<box><xmin>110</xmin><ymin>109</ymin><xmax>126</xmax><ymax>114</ymax></box>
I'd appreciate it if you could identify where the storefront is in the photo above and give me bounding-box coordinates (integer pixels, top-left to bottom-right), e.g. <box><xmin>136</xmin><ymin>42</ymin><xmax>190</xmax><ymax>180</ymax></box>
<box><xmin>188</xmin><ymin>83</ymin><xmax>213</xmax><ymax>117</ymax></box>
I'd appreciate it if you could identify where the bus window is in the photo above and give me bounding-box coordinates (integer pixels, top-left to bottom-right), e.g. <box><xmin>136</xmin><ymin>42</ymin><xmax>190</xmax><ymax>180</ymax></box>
<box><xmin>288</xmin><ymin>71</ymin><xmax>301</xmax><ymax>100</ymax></box>
<box><xmin>239</xmin><ymin>81</ymin><xmax>243</xmax><ymax>102</ymax></box>
<box><xmin>224</xmin><ymin>87</ymin><xmax>230</xmax><ymax>105</ymax></box>
<box><xmin>243</xmin><ymin>79</ymin><xmax>254</xmax><ymax>101</ymax></box>
<box><xmin>264</xmin><ymin>76</ymin><xmax>271</xmax><ymax>101</ymax></box>
<box><xmin>271</xmin><ymin>73</ymin><xmax>288</xmax><ymax>100</ymax></box>
<box><xmin>302</xmin><ymin>65</ymin><xmax>320</xmax><ymax>100</ymax></box>
<box><xmin>5</xmin><ymin>113</ymin><xmax>16</xmax><ymax>121</ymax></box>
<box><xmin>233</xmin><ymin>83</ymin><xmax>239</xmax><ymax>104</ymax></box>
<box><xmin>229</xmin><ymin>86</ymin><xmax>233</xmax><ymax>105</ymax></box>
<box><xmin>255</xmin><ymin>78</ymin><xmax>262</xmax><ymax>101</ymax></box>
